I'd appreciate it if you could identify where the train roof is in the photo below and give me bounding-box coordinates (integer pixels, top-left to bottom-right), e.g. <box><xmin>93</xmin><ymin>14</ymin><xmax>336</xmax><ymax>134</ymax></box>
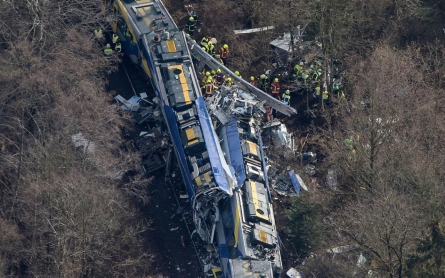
<box><xmin>118</xmin><ymin>0</ymin><xmax>179</xmax><ymax>37</ymax></box>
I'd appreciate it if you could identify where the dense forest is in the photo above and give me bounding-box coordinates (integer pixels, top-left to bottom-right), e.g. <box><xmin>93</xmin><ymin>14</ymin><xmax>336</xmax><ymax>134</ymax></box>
<box><xmin>0</xmin><ymin>0</ymin><xmax>445</xmax><ymax>277</ymax></box>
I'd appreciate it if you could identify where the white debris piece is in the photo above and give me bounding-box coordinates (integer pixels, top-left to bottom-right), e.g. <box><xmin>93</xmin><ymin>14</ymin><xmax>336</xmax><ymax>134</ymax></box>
<box><xmin>286</xmin><ymin>267</ymin><xmax>302</xmax><ymax>278</ymax></box>
<box><xmin>233</xmin><ymin>26</ymin><xmax>274</xmax><ymax>34</ymax></box>
<box><xmin>326</xmin><ymin>244</ymin><xmax>358</xmax><ymax>254</ymax></box>
<box><xmin>71</xmin><ymin>132</ymin><xmax>95</xmax><ymax>154</ymax></box>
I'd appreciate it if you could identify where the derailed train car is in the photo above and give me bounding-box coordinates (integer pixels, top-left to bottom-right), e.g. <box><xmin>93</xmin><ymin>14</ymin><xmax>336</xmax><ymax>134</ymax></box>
<box><xmin>107</xmin><ymin>0</ymin><xmax>292</xmax><ymax>276</ymax></box>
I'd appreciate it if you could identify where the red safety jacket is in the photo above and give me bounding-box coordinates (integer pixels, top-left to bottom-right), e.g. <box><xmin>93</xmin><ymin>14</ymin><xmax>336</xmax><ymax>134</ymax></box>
<box><xmin>218</xmin><ymin>47</ymin><xmax>229</xmax><ymax>58</ymax></box>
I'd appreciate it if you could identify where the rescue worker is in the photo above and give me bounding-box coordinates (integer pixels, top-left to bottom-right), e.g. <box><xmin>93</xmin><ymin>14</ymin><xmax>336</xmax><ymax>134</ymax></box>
<box><xmin>249</xmin><ymin>76</ymin><xmax>256</xmax><ymax>86</ymax></box>
<box><xmin>103</xmin><ymin>43</ymin><xmax>113</xmax><ymax>57</ymax></box>
<box><xmin>301</xmin><ymin>71</ymin><xmax>309</xmax><ymax>86</ymax></box>
<box><xmin>312</xmin><ymin>69</ymin><xmax>321</xmax><ymax>82</ymax></box>
<box><xmin>270</xmin><ymin>78</ymin><xmax>280</xmax><ymax>99</ymax></box>
<box><xmin>293</xmin><ymin>62</ymin><xmax>303</xmax><ymax>79</ymax></box>
<box><xmin>234</xmin><ymin>71</ymin><xmax>242</xmax><ymax>79</ymax></box>
<box><xmin>115</xmin><ymin>42</ymin><xmax>122</xmax><ymax>53</ymax></box>
<box><xmin>207</xmin><ymin>41</ymin><xmax>215</xmax><ymax>56</ymax></box>
<box><xmin>94</xmin><ymin>28</ymin><xmax>103</xmax><ymax>40</ymax></box>
<box><xmin>201</xmin><ymin>71</ymin><xmax>211</xmax><ymax>86</ymax></box>
<box><xmin>216</xmin><ymin>69</ymin><xmax>225</xmax><ymax>85</ymax></box>
<box><xmin>201</xmin><ymin>36</ymin><xmax>210</xmax><ymax>47</ymax></box>
<box><xmin>186</xmin><ymin>16</ymin><xmax>197</xmax><ymax>37</ymax></box>
<box><xmin>204</xmin><ymin>77</ymin><xmax>217</xmax><ymax>98</ymax></box>
<box><xmin>112</xmin><ymin>33</ymin><xmax>119</xmax><ymax>44</ymax></box>
<box><xmin>258</xmin><ymin>74</ymin><xmax>268</xmax><ymax>91</ymax></box>
<box><xmin>218</xmin><ymin>44</ymin><xmax>229</xmax><ymax>66</ymax></box>
<box><xmin>210</xmin><ymin>70</ymin><xmax>216</xmax><ymax>80</ymax></box>
<box><xmin>282</xmin><ymin>90</ymin><xmax>291</xmax><ymax>106</ymax></box>
<box><xmin>215</xmin><ymin>54</ymin><xmax>224</xmax><ymax>64</ymax></box>
<box><xmin>315</xmin><ymin>87</ymin><xmax>329</xmax><ymax>103</ymax></box>
<box><xmin>224</xmin><ymin>77</ymin><xmax>233</xmax><ymax>86</ymax></box>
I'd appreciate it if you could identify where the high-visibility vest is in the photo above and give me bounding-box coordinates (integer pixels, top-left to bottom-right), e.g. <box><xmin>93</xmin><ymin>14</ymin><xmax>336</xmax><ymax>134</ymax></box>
<box><xmin>103</xmin><ymin>48</ymin><xmax>113</xmax><ymax>55</ymax></box>
<box><xmin>94</xmin><ymin>29</ymin><xmax>103</xmax><ymax>39</ymax></box>
<box><xmin>259</xmin><ymin>75</ymin><xmax>268</xmax><ymax>87</ymax></box>
<box><xmin>312</xmin><ymin>71</ymin><xmax>321</xmax><ymax>81</ymax></box>
<box><xmin>112</xmin><ymin>34</ymin><xmax>119</xmax><ymax>44</ymax></box>
<box><xmin>115</xmin><ymin>43</ymin><xmax>122</xmax><ymax>53</ymax></box>
<box><xmin>316</xmin><ymin>90</ymin><xmax>328</xmax><ymax>100</ymax></box>
<box><xmin>207</xmin><ymin>44</ymin><xmax>215</xmax><ymax>55</ymax></box>
<box><xmin>205</xmin><ymin>82</ymin><xmax>215</xmax><ymax>94</ymax></box>
<box><xmin>294</xmin><ymin>64</ymin><xmax>303</xmax><ymax>74</ymax></box>
<box><xmin>201</xmin><ymin>37</ymin><xmax>209</xmax><ymax>46</ymax></box>
<box><xmin>282</xmin><ymin>93</ymin><xmax>290</xmax><ymax>105</ymax></box>
<box><xmin>187</xmin><ymin>20</ymin><xmax>196</xmax><ymax>32</ymax></box>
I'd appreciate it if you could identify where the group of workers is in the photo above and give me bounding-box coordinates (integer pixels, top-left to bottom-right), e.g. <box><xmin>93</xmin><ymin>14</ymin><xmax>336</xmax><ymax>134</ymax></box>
<box><xmin>293</xmin><ymin>58</ymin><xmax>344</xmax><ymax>103</ymax></box>
<box><xmin>186</xmin><ymin>16</ymin><xmax>230</xmax><ymax>66</ymax></box>
<box><xmin>94</xmin><ymin>28</ymin><xmax>122</xmax><ymax>57</ymax></box>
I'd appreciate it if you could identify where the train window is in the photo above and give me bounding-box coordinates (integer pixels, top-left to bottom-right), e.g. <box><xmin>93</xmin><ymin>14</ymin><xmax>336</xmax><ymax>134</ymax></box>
<box><xmin>226</xmin><ymin>235</ymin><xmax>239</xmax><ymax>259</ymax></box>
<box><xmin>223</xmin><ymin>217</ymin><xmax>233</xmax><ymax>236</ymax></box>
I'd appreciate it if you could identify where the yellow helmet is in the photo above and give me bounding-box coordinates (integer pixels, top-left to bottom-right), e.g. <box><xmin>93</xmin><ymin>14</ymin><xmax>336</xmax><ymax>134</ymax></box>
<box><xmin>223</xmin><ymin>44</ymin><xmax>228</xmax><ymax>49</ymax></box>
<box><xmin>285</xmin><ymin>90</ymin><xmax>290</xmax><ymax>94</ymax></box>
<box><xmin>206</xmin><ymin>72</ymin><xmax>210</xmax><ymax>76</ymax></box>
<box><xmin>207</xmin><ymin>77</ymin><xmax>213</xmax><ymax>82</ymax></box>
<box><xmin>274</xmin><ymin>78</ymin><xmax>279</xmax><ymax>82</ymax></box>
<box><xmin>250</xmin><ymin>76</ymin><xmax>254</xmax><ymax>81</ymax></box>
<box><xmin>217</xmin><ymin>69</ymin><xmax>221</xmax><ymax>73</ymax></box>
<box><xmin>189</xmin><ymin>17</ymin><xmax>194</xmax><ymax>21</ymax></box>
<box><xmin>227</xmin><ymin>77</ymin><xmax>232</xmax><ymax>82</ymax></box>
<box><xmin>211</xmin><ymin>70</ymin><xmax>216</xmax><ymax>75</ymax></box>
<box><xmin>235</xmin><ymin>71</ymin><xmax>240</xmax><ymax>76</ymax></box>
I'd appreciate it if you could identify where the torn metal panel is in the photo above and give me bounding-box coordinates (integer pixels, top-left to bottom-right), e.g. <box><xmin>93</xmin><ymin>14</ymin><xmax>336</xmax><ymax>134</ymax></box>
<box><xmin>233</xmin><ymin>26</ymin><xmax>275</xmax><ymax>34</ymax></box>
<box><xmin>287</xmin><ymin>267</ymin><xmax>303</xmax><ymax>278</ymax></box>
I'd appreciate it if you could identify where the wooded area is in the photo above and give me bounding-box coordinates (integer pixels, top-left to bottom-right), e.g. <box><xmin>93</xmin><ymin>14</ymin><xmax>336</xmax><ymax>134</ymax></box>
<box><xmin>1</xmin><ymin>0</ymin><xmax>445</xmax><ymax>277</ymax></box>
<box><xmin>0</xmin><ymin>0</ymin><xmax>151</xmax><ymax>276</ymax></box>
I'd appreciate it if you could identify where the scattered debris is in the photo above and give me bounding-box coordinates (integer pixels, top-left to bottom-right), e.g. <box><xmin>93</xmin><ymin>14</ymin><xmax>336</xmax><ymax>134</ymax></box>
<box><xmin>181</xmin><ymin>236</ymin><xmax>185</xmax><ymax>247</ymax></box>
<box><xmin>289</xmin><ymin>170</ymin><xmax>309</xmax><ymax>195</ymax></box>
<box><xmin>305</xmin><ymin>165</ymin><xmax>316</xmax><ymax>176</ymax></box>
<box><xmin>286</xmin><ymin>267</ymin><xmax>302</xmax><ymax>278</ymax></box>
<box><xmin>71</xmin><ymin>132</ymin><xmax>95</xmax><ymax>154</ymax></box>
<box><xmin>357</xmin><ymin>253</ymin><xmax>366</xmax><ymax>267</ymax></box>
<box><xmin>233</xmin><ymin>26</ymin><xmax>274</xmax><ymax>34</ymax></box>
<box><xmin>170</xmin><ymin>227</ymin><xmax>179</xmax><ymax>231</ymax></box>
<box><xmin>326</xmin><ymin>169</ymin><xmax>338</xmax><ymax>190</ymax></box>
<box><xmin>115</xmin><ymin>94</ymin><xmax>162</xmax><ymax>124</ymax></box>
<box><xmin>326</xmin><ymin>244</ymin><xmax>358</xmax><ymax>254</ymax></box>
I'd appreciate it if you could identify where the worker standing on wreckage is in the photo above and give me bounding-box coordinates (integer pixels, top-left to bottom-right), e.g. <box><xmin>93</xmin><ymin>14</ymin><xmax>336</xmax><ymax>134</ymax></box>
<box><xmin>218</xmin><ymin>44</ymin><xmax>230</xmax><ymax>66</ymax></box>
<box><xmin>271</xmin><ymin>78</ymin><xmax>281</xmax><ymax>100</ymax></box>
<box><xmin>186</xmin><ymin>16</ymin><xmax>197</xmax><ymax>37</ymax></box>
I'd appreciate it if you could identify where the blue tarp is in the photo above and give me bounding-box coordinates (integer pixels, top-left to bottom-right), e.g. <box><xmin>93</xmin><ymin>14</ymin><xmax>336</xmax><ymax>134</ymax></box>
<box><xmin>258</xmin><ymin>131</ymin><xmax>272</xmax><ymax>203</ymax></box>
<box><xmin>224</xmin><ymin>117</ymin><xmax>246</xmax><ymax>188</ymax></box>
<box><xmin>289</xmin><ymin>170</ymin><xmax>300</xmax><ymax>196</ymax></box>
<box><xmin>195</xmin><ymin>97</ymin><xmax>231</xmax><ymax>195</ymax></box>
